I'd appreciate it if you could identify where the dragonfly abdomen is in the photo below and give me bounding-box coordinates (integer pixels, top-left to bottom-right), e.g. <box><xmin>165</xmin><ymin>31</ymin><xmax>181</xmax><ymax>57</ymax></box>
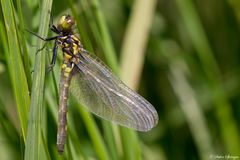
<box><xmin>57</xmin><ymin>62</ymin><xmax>74</xmax><ymax>154</ymax></box>
<box><xmin>56</xmin><ymin>33</ymin><xmax>83</xmax><ymax>154</ymax></box>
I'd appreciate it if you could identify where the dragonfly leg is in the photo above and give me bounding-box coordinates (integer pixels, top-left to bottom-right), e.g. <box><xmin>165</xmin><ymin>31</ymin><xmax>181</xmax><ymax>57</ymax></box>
<box><xmin>46</xmin><ymin>41</ymin><xmax>58</xmax><ymax>73</ymax></box>
<box><xmin>36</xmin><ymin>42</ymin><xmax>48</xmax><ymax>55</ymax></box>
<box><xmin>25</xmin><ymin>28</ymin><xmax>58</xmax><ymax>41</ymax></box>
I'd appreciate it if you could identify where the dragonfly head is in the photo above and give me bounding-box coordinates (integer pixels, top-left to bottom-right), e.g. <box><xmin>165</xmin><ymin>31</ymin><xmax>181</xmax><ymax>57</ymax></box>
<box><xmin>57</xmin><ymin>14</ymin><xmax>75</xmax><ymax>32</ymax></box>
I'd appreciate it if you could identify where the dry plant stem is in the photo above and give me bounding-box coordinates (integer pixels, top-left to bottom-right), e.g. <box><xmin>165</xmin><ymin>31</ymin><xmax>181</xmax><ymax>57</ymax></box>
<box><xmin>120</xmin><ymin>0</ymin><xmax>157</xmax><ymax>89</ymax></box>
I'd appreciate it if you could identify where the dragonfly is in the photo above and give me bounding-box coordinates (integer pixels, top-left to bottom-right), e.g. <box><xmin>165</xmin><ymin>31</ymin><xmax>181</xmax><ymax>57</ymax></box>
<box><xmin>30</xmin><ymin>14</ymin><xmax>159</xmax><ymax>154</ymax></box>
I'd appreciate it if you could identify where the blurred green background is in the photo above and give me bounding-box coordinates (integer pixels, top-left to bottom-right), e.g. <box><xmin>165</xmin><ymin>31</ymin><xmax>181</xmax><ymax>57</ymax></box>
<box><xmin>0</xmin><ymin>0</ymin><xmax>240</xmax><ymax>159</ymax></box>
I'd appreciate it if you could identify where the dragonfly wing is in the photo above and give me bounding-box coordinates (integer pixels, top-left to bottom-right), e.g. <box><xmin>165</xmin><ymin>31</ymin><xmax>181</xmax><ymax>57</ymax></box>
<box><xmin>70</xmin><ymin>52</ymin><xmax>158</xmax><ymax>131</ymax></box>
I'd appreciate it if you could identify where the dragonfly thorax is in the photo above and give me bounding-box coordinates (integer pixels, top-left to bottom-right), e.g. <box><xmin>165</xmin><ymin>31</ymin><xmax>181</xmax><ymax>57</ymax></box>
<box><xmin>57</xmin><ymin>34</ymin><xmax>82</xmax><ymax>61</ymax></box>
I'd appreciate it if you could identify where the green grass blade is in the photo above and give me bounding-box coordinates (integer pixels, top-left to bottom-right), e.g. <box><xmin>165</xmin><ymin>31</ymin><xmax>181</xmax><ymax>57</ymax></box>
<box><xmin>161</xmin><ymin>41</ymin><xmax>215</xmax><ymax>159</ymax></box>
<box><xmin>0</xmin><ymin>95</ymin><xmax>20</xmax><ymax>159</ymax></box>
<box><xmin>45</xmin><ymin>72</ymin><xmax>84</xmax><ymax>158</ymax></box>
<box><xmin>90</xmin><ymin>0</ymin><xmax>119</xmax><ymax>73</ymax></box>
<box><xmin>119</xmin><ymin>0</ymin><xmax>157</xmax><ymax>159</ymax></box>
<box><xmin>0</xmin><ymin>34</ymin><xmax>20</xmax><ymax>160</ymax></box>
<box><xmin>175</xmin><ymin>0</ymin><xmax>240</xmax><ymax>155</ymax></box>
<box><xmin>66</xmin><ymin>1</ymin><xmax>113</xmax><ymax>159</ymax></box>
<box><xmin>1</xmin><ymin>0</ymin><xmax>30</xmax><ymax>142</ymax></box>
<box><xmin>24</xmin><ymin>0</ymin><xmax>53</xmax><ymax>159</ymax></box>
<box><xmin>16</xmin><ymin>0</ymin><xmax>32</xmax><ymax>89</ymax></box>
<box><xmin>79</xmin><ymin>0</ymin><xmax>119</xmax><ymax>159</ymax></box>
<box><xmin>76</xmin><ymin>106</ymin><xmax>110</xmax><ymax>160</ymax></box>
<box><xmin>67</xmin><ymin>0</ymin><xmax>94</xmax><ymax>52</ymax></box>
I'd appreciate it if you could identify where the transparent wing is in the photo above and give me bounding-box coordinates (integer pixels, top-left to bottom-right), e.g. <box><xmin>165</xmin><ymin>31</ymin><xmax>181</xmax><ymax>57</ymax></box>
<box><xmin>70</xmin><ymin>52</ymin><xmax>158</xmax><ymax>131</ymax></box>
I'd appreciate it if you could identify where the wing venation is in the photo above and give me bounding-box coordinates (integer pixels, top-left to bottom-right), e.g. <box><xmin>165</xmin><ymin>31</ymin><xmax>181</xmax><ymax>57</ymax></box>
<box><xmin>70</xmin><ymin>52</ymin><xmax>158</xmax><ymax>131</ymax></box>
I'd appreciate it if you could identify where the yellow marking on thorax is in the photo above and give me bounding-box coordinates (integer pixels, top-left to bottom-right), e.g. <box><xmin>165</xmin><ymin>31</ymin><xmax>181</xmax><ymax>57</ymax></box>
<box><xmin>64</xmin><ymin>42</ymin><xmax>69</xmax><ymax>47</ymax></box>
<box><xmin>73</xmin><ymin>43</ymin><xmax>78</xmax><ymax>55</ymax></box>
<box><xmin>72</xmin><ymin>35</ymin><xmax>79</xmax><ymax>41</ymax></box>
<box><xmin>72</xmin><ymin>35</ymin><xmax>82</xmax><ymax>46</ymax></box>
<box><xmin>63</xmin><ymin>53</ymin><xmax>72</xmax><ymax>60</ymax></box>
<box><xmin>61</xmin><ymin>36</ymin><xmax>68</xmax><ymax>40</ymax></box>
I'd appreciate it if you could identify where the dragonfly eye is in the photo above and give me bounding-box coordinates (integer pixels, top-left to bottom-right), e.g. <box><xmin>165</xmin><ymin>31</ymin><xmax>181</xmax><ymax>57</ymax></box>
<box><xmin>57</xmin><ymin>14</ymin><xmax>75</xmax><ymax>32</ymax></box>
